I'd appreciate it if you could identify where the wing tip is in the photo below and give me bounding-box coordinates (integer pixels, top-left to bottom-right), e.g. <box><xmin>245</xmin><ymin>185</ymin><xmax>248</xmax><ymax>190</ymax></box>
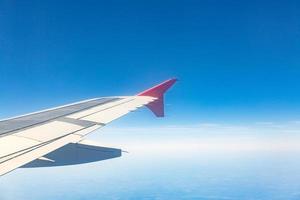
<box><xmin>137</xmin><ymin>78</ymin><xmax>177</xmax><ymax>117</ymax></box>
<box><xmin>137</xmin><ymin>78</ymin><xmax>177</xmax><ymax>98</ymax></box>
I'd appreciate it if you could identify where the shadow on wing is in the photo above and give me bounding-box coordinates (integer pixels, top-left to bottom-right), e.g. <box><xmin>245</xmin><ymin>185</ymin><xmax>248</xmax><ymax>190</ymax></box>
<box><xmin>22</xmin><ymin>143</ymin><xmax>122</xmax><ymax>168</ymax></box>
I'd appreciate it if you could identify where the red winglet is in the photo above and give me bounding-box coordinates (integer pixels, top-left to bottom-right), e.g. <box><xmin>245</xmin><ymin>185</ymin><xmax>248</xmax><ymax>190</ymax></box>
<box><xmin>137</xmin><ymin>78</ymin><xmax>177</xmax><ymax>117</ymax></box>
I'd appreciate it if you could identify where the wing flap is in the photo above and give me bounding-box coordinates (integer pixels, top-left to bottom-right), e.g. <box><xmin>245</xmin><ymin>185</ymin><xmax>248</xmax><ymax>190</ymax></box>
<box><xmin>0</xmin><ymin>136</ymin><xmax>39</xmax><ymax>158</ymax></box>
<box><xmin>0</xmin><ymin>134</ymin><xmax>82</xmax><ymax>176</ymax></box>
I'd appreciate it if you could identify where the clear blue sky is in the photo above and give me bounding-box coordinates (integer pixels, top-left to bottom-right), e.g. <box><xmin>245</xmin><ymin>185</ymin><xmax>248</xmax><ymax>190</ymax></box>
<box><xmin>1</xmin><ymin>0</ymin><xmax>300</xmax><ymax>124</ymax></box>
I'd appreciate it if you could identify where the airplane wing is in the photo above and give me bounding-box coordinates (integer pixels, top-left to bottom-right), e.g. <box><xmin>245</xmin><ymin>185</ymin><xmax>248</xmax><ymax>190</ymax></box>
<box><xmin>0</xmin><ymin>78</ymin><xmax>177</xmax><ymax>176</ymax></box>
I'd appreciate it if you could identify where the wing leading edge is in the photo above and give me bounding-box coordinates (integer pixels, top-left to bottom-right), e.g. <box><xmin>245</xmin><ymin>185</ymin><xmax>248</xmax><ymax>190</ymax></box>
<box><xmin>0</xmin><ymin>78</ymin><xmax>177</xmax><ymax>175</ymax></box>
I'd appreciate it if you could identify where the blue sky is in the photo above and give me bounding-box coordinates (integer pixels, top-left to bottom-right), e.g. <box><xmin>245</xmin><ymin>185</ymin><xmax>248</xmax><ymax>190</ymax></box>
<box><xmin>1</xmin><ymin>1</ymin><xmax>300</xmax><ymax>199</ymax></box>
<box><xmin>1</xmin><ymin>0</ymin><xmax>300</xmax><ymax>124</ymax></box>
